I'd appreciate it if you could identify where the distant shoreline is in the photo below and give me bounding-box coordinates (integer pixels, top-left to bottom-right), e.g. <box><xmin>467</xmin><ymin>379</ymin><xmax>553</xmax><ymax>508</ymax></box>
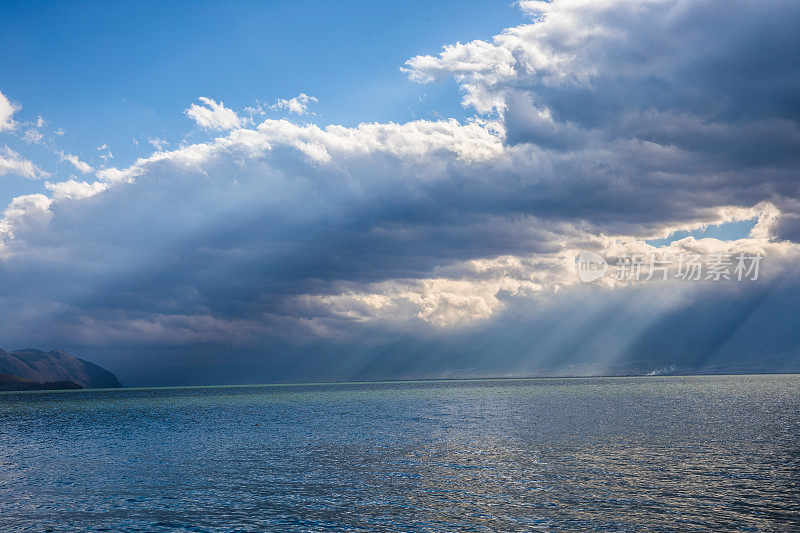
<box><xmin>4</xmin><ymin>371</ymin><xmax>798</xmax><ymax>394</ymax></box>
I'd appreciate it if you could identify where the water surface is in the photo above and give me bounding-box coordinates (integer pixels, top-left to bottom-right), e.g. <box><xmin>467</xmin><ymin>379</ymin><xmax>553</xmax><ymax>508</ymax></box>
<box><xmin>1</xmin><ymin>375</ymin><xmax>799</xmax><ymax>531</ymax></box>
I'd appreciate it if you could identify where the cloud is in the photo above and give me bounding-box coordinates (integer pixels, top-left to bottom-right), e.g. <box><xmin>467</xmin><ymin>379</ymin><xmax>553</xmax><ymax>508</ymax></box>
<box><xmin>403</xmin><ymin>0</ymin><xmax>800</xmax><ymax>236</ymax></box>
<box><xmin>0</xmin><ymin>193</ymin><xmax>52</xmax><ymax>252</ymax></box>
<box><xmin>271</xmin><ymin>93</ymin><xmax>318</xmax><ymax>115</ymax></box>
<box><xmin>0</xmin><ymin>107</ymin><xmax>794</xmax><ymax>357</ymax></box>
<box><xmin>0</xmin><ymin>91</ymin><xmax>20</xmax><ymax>132</ymax></box>
<box><xmin>59</xmin><ymin>152</ymin><xmax>94</xmax><ymax>174</ymax></box>
<box><xmin>23</xmin><ymin>128</ymin><xmax>43</xmax><ymax>144</ymax></box>
<box><xmin>406</xmin><ymin>0</ymin><xmax>800</xmax><ymax>119</ymax></box>
<box><xmin>185</xmin><ymin>97</ymin><xmax>242</xmax><ymax>130</ymax></box>
<box><xmin>300</xmin><ymin>207</ymin><xmax>799</xmax><ymax>328</ymax></box>
<box><xmin>45</xmin><ymin>179</ymin><xmax>107</xmax><ymax>201</ymax></box>
<box><xmin>0</xmin><ymin>146</ymin><xmax>47</xmax><ymax>179</ymax></box>
<box><xmin>148</xmin><ymin>137</ymin><xmax>169</xmax><ymax>151</ymax></box>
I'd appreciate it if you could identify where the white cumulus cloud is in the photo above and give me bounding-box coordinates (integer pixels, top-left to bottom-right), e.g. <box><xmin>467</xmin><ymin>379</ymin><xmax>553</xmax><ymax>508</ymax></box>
<box><xmin>0</xmin><ymin>91</ymin><xmax>20</xmax><ymax>132</ymax></box>
<box><xmin>185</xmin><ymin>97</ymin><xmax>242</xmax><ymax>130</ymax></box>
<box><xmin>45</xmin><ymin>179</ymin><xmax>108</xmax><ymax>201</ymax></box>
<box><xmin>271</xmin><ymin>93</ymin><xmax>318</xmax><ymax>115</ymax></box>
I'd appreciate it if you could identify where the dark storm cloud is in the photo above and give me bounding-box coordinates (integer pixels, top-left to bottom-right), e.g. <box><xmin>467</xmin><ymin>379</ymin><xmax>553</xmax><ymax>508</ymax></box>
<box><xmin>407</xmin><ymin>0</ymin><xmax>800</xmax><ymax>229</ymax></box>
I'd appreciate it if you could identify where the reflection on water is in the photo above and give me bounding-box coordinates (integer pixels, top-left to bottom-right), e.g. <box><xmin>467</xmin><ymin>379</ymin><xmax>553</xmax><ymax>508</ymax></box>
<box><xmin>1</xmin><ymin>375</ymin><xmax>799</xmax><ymax>531</ymax></box>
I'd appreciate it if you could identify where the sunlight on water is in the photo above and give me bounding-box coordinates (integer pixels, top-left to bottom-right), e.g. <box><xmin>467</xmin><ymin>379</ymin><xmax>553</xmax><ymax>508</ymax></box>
<box><xmin>1</xmin><ymin>375</ymin><xmax>799</xmax><ymax>531</ymax></box>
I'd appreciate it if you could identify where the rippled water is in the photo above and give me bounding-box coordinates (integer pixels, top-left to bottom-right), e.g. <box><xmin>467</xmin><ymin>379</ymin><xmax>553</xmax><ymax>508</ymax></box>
<box><xmin>1</xmin><ymin>375</ymin><xmax>799</xmax><ymax>531</ymax></box>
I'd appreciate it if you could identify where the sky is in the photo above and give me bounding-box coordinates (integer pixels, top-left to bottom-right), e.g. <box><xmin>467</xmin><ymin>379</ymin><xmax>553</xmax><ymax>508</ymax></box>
<box><xmin>0</xmin><ymin>0</ymin><xmax>524</xmax><ymax>203</ymax></box>
<box><xmin>1</xmin><ymin>0</ymin><xmax>800</xmax><ymax>385</ymax></box>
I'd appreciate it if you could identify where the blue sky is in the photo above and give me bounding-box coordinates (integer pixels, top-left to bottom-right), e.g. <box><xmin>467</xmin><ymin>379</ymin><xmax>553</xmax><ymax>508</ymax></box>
<box><xmin>1</xmin><ymin>0</ymin><xmax>800</xmax><ymax>385</ymax></box>
<box><xmin>0</xmin><ymin>0</ymin><xmax>523</xmax><ymax>205</ymax></box>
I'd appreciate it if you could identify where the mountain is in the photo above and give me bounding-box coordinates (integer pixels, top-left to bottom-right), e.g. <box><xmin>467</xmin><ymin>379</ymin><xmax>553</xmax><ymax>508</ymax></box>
<box><xmin>0</xmin><ymin>349</ymin><xmax>122</xmax><ymax>389</ymax></box>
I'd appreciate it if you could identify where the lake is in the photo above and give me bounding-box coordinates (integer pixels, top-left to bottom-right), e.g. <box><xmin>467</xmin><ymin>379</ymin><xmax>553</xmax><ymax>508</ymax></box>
<box><xmin>1</xmin><ymin>375</ymin><xmax>799</xmax><ymax>531</ymax></box>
